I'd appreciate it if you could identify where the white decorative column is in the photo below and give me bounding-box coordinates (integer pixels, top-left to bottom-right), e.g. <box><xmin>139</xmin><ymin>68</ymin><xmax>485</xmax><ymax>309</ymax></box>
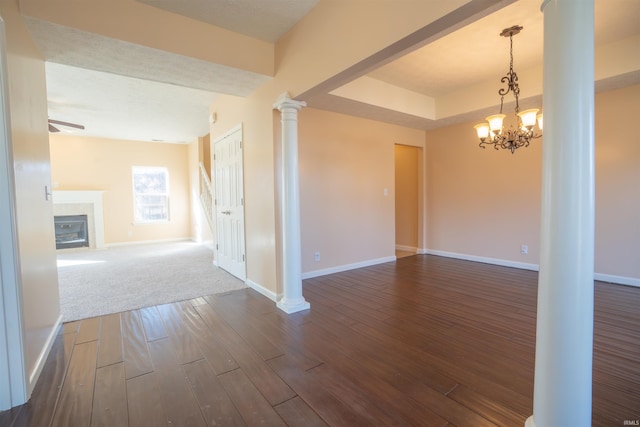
<box><xmin>526</xmin><ymin>1</ymin><xmax>595</xmax><ymax>427</ymax></box>
<box><xmin>273</xmin><ymin>92</ymin><xmax>310</xmax><ymax>314</ymax></box>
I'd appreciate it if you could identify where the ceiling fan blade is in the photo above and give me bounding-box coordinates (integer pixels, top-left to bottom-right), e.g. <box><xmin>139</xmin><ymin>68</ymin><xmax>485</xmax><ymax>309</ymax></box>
<box><xmin>49</xmin><ymin>124</ymin><xmax>60</xmax><ymax>133</ymax></box>
<box><xmin>48</xmin><ymin>119</ymin><xmax>85</xmax><ymax>130</ymax></box>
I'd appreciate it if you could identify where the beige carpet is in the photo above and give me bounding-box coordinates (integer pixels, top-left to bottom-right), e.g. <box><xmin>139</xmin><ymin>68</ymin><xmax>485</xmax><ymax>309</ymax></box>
<box><xmin>57</xmin><ymin>241</ymin><xmax>246</xmax><ymax>322</ymax></box>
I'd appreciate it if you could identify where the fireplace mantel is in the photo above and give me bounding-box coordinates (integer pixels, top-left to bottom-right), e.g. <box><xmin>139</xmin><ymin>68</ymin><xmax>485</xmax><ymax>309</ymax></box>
<box><xmin>52</xmin><ymin>191</ymin><xmax>105</xmax><ymax>249</ymax></box>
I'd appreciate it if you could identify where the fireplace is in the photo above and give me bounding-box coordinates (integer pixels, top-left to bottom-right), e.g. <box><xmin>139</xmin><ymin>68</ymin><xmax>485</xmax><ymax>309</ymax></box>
<box><xmin>54</xmin><ymin>215</ymin><xmax>89</xmax><ymax>249</ymax></box>
<box><xmin>52</xmin><ymin>190</ymin><xmax>105</xmax><ymax>249</ymax></box>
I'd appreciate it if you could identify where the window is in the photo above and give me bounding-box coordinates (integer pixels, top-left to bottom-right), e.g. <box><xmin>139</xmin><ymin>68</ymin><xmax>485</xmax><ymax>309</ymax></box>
<box><xmin>132</xmin><ymin>166</ymin><xmax>169</xmax><ymax>223</ymax></box>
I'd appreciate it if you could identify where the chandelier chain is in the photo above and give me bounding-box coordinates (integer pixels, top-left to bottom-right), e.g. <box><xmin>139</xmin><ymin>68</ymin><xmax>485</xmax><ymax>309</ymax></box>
<box><xmin>498</xmin><ymin>34</ymin><xmax>521</xmax><ymax>114</ymax></box>
<box><xmin>510</xmin><ymin>35</ymin><xmax>520</xmax><ymax>113</ymax></box>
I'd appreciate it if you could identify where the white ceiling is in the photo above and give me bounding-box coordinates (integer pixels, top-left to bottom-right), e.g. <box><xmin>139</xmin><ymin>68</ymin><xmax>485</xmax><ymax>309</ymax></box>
<box><xmin>136</xmin><ymin>0</ymin><xmax>320</xmax><ymax>43</ymax></box>
<box><xmin>368</xmin><ymin>0</ymin><xmax>640</xmax><ymax>97</ymax></box>
<box><xmin>22</xmin><ymin>0</ymin><xmax>640</xmax><ymax>143</ymax></box>
<box><xmin>368</xmin><ymin>0</ymin><xmax>544</xmax><ymax>97</ymax></box>
<box><xmin>46</xmin><ymin>63</ymin><xmax>220</xmax><ymax>143</ymax></box>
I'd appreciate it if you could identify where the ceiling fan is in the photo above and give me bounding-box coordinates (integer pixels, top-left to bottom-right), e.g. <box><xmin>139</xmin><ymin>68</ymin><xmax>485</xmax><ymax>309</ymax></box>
<box><xmin>48</xmin><ymin>119</ymin><xmax>85</xmax><ymax>133</ymax></box>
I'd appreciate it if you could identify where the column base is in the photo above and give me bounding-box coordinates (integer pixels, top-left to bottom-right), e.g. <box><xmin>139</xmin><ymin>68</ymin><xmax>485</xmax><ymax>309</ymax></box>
<box><xmin>525</xmin><ymin>416</ymin><xmax>535</xmax><ymax>427</ymax></box>
<box><xmin>277</xmin><ymin>297</ymin><xmax>310</xmax><ymax>314</ymax></box>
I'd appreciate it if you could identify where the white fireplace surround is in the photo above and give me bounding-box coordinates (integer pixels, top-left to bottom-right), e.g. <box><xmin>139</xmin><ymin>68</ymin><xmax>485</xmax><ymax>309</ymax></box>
<box><xmin>52</xmin><ymin>191</ymin><xmax>105</xmax><ymax>249</ymax></box>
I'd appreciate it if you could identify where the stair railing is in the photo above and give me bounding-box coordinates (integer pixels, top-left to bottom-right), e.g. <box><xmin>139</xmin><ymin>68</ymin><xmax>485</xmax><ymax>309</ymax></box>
<box><xmin>199</xmin><ymin>162</ymin><xmax>214</xmax><ymax>232</ymax></box>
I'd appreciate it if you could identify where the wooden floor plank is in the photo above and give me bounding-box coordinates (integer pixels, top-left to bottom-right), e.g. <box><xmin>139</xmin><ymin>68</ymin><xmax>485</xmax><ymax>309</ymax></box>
<box><xmin>217</xmin><ymin>289</ymin><xmax>276</xmax><ymax>315</ymax></box>
<box><xmin>218</xmin><ymin>368</ymin><xmax>287</xmax><ymax>427</ymax></box>
<box><xmin>97</xmin><ymin>313</ymin><xmax>123</xmax><ymax>368</ymax></box>
<box><xmin>349</xmin><ymin>314</ymin><xmax>533</xmax><ymax>409</ymax></box>
<box><xmin>183</xmin><ymin>359</ymin><xmax>246</xmax><ymax>427</ymax></box>
<box><xmin>274</xmin><ymin>396</ymin><xmax>328</xmax><ymax>427</ymax></box>
<box><xmin>175</xmin><ymin>301</ymin><xmax>240</xmax><ymax>374</ymax></box>
<box><xmin>385</xmin><ymin>371</ymin><xmax>498</xmax><ymax>427</ymax></box>
<box><xmin>91</xmin><ymin>363</ymin><xmax>128</xmax><ymax>427</ymax></box>
<box><xmin>156</xmin><ymin>303</ymin><xmax>204</xmax><ymax>364</ymax></box>
<box><xmin>206</xmin><ymin>295</ymin><xmax>285</xmax><ymax>361</ymax></box>
<box><xmin>75</xmin><ymin>316</ymin><xmax>101</xmax><ymax>344</ymax></box>
<box><xmin>305</xmin><ymin>361</ymin><xmax>417</xmax><ymax>427</ymax></box>
<box><xmin>267</xmin><ymin>356</ymin><xmax>372</xmax><ymax>427</ymax></box>
<box><xmin>0</xmin><ymin>407</ymin><xmax>21</xmax><ymax>427</ymax></box>
<box><xmin>126</xmin><ymin>372</ymin><xmax>168</xmax><ymax>427</ymax></box>
<box><xmin>219</xmin><ymin>293</ymin><xmax>323</xmax><ymax>371</ymax></box>
<box><xmin>147</xmin><ymin>338</ymin><xmax>207</xmax><ymax>426</ymax></box>
<box><xmin>50</xmin><ymin>341</ymin><xmax>98</xmax><ymax>427</ymax></box>
<box><xmin>139</xmin><ymin>306</ymin><xmax>167</xmax><ymax>342</ymax></box>
<box><xmin>59</xmin><ymin>321</ymin><xmax>80</xmax><ymax>335</ymax></box>
<box><xmin>284</xmin><ymin>322</ymin><xmax>450</xmax><ymax>426</ymax></box>
<box><xmin>303</xmin><ymin>302</ymin><xmax>461</xmax><ymax>395</ymax></box>
<box><xmin>7</xmin><ymin>254</ymin><xmax>639</xmax><ymax>427</ymax></box>
<box><xmin>10</xmin><ymin>333</ymin><xmax>76</xmax><ymax>427</ymax></box>
<box><xmin>193</xmin><ymin>329</ymin><xmax>240</xmax><ymax>375</ymax></box>
<box><xmin>189</xmin><ymin>296</ymin><xmax>209</xmax><ymax>306</ymax></box>
<box><xmin>121</xmin><ymin>310</ymin><xmax>153</xmax><ymax>380</ymax></box>
<box><xmin>195</xmin><ymin>303</ymin><xmax>297</xmax><ymax>406</ymax></box>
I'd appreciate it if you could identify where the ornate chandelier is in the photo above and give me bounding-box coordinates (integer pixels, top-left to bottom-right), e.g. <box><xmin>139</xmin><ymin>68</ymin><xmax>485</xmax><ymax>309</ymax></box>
<box><xmin>474</xmin><ymin>25</ymin><xmax>542</xmax><ymax>154</ymax></box>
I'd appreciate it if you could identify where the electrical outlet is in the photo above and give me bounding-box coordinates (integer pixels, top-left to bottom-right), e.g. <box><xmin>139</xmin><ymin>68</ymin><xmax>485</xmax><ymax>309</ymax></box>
<box><xmin>314</xmin><ymin>251</ymin><xmax>320</xmax><ymax>262</ymax></box>
<box><xmin>521</xmin><ymin>244</ymin><xmax>528</xmax><ymax>255</ymax></box>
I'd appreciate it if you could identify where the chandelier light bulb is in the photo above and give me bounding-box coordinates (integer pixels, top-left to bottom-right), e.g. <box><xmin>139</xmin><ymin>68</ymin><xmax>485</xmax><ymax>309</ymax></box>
<box><xmin>474</xmin><ymin>123</ymin><xmax>490</xmax><ymax>140</ymax></box>
<box><xmin>487</xmin><ymin>114</ymin><xmax>506</xmax><ymax>134</ymax></box>
<box><xmin>537</xmin><ymin>113</ymin><xmax>543</xmax><ymax>130</ymax></box>
<box><xmin>518</xmin><ymin>109</ymin><xmax>539</xmax><ymax>129</ymax></box>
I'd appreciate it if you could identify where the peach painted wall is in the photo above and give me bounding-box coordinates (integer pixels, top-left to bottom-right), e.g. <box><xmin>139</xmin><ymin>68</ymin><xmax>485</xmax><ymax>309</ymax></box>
<box><xmin>395</xmin><ymin>144</ymin><xmax>420</xmax><ymax>249</ymax></box>
<box><xmin>49</xmin><ymin>134</ymin><xmax>191</xmax><ymax>244</ymax></box>
<box><xmin>298</xmin><ymin>108</ymin><xmax>425</xmax><ymax>274</ymax></box>
<box><xmin>0</xmin><ymin>0</ymin><xmax>61</xmax><ymax>396</ymax></box>
<box><xmin>593</xmin><ymin>84</ymin><xmax>640</xmax><ymax>280</ymax></box>
<box><xmin>426</xmin><ymin>114</ymin><xmax>542</xmax><ymax>264</ymax></box>
<box><xmin>426</xmin><ymin>84</ymin><xmax>640</xmax><ymax>281</ymax></box>
<box><xmin>209</xmin><ymin>92</ymin><xmax>279</xmax><ymax>294</ymax></box>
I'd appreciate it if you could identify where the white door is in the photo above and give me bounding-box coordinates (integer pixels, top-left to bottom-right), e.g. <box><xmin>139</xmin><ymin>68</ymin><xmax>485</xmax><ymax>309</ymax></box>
<box><xmin>214</xmin><ymin>126</ymin><xmax>246</xmax><ymax>281</ymax></box>
<box><xmin>0</xmin><ymin>20</ymin><xmax>28</xmax><ymax>409</ymax></box>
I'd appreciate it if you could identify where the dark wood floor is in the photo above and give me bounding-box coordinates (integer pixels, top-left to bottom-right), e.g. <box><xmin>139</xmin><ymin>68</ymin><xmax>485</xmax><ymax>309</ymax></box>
<box><xmin>2</xmin><ymin>255</ymin><xmax>639</xmax><ymax>426</ymax></box>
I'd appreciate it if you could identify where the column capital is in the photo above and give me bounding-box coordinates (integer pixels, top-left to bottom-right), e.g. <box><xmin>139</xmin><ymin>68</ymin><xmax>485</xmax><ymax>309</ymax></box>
<box><xmin>273</xmin><ymin>92</ymin><xmax>307</xmax><ymax>112</ymax></box>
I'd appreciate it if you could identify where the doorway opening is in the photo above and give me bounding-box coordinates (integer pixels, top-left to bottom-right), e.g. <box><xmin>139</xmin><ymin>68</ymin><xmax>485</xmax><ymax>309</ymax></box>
<box><xmin>394</xmin><ymin>144</ymin><xmax>422</xmax><ymax>259</ymax></box>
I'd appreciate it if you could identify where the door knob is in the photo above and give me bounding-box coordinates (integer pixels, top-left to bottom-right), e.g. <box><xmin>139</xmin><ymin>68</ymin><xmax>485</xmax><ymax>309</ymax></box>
<box><xmin>221</xmin><ymin>210</ymin><xmax>231</xmax><ymax>215</ymax></box>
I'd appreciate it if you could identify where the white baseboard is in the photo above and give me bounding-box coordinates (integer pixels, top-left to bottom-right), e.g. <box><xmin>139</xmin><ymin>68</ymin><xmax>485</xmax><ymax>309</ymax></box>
<box><xmin>302</xmin><ymin>256</ymin><xmax>397</xmax><ymax>280</ymax></box>
<box><xmin>425</xmin><ymin>249</ymin><xmax>640</xmax><ymax>288</ymax></box>
<box><xmin>105</xmin><ymin>237</ymin><xmax>190</xmax><ymax>248</ymax></box>
<box><xmin>395</xmin><ymin>245</ymin><xmax>417</xmax><ymax>253</ymax></box>
<box><xmin>417</xmin><ymin>248</ymin><xmax>428</xmax><ymax>255</ymax></box>
<box><xmin>425</xmin><ymin>249</ymin><xmax>539</xmax><ymax>271</ymax></box>
<box><xmin>28</xmin><ymin>315</ymin><xmax>62</xmax><ymax>395</ymax></box>
<box><xmin>594</xmin><ymin>273</ymin><xmax>640</xmax><ymax>288</ymax></box>
<box><xmin>246</xmin><ymin>279</ymin><xmax>279</xmax><ymax>302</ymax></box>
